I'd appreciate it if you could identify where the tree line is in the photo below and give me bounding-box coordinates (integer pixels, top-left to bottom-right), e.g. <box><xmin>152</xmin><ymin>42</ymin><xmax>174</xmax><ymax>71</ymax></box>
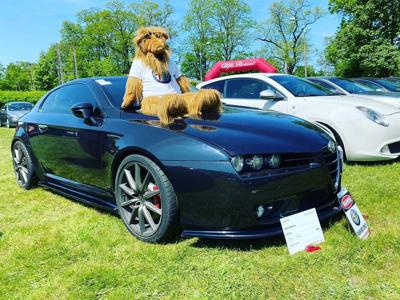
<box><xmin>1</xmin><ymin>0</ymin><xmax>399</xmax><ymax>92</ymax></box>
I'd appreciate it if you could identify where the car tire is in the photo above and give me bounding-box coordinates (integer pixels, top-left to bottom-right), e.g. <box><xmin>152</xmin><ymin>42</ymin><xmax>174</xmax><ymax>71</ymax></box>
<box><xmin>115</xmin><ymin>154</ymin><xmax>180</xmax><ymax>243</ymax></box>
<box><xmin>12</xmin><ymin>141</ymin><xmax>38</xmax><ymax>190</ymax></box>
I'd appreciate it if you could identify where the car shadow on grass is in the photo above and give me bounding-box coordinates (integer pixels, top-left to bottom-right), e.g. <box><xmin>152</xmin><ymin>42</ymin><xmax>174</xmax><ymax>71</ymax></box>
<box><xmin>189</xmin><ymin>213</ymin><xmax>344</xmax><ymax>251</ymax></box>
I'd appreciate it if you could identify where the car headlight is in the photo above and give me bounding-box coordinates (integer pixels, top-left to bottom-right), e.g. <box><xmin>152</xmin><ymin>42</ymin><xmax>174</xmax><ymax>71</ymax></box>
<box><xmin>231</xmin><ymin>154</ymin><xmax>282</xmax><ymax>173</ymax></box>
<box><xmin>265</xmin><ymin>154</ymin><xmax>281</xmax><ymax>168</ymax></box>
<box><xmin>356</xmin><ymin>106</ymin><xmax>389</xmax><ymax>127</ymax></box>
<box><xmin>231</xmin><ymin>156</ymin><xmax>244</xmax><ymax>172</ymax></box>
<box><xmin>245</xmin><ymin>155</ymin><xmax>264</xmax><ymax>170</ymax></box>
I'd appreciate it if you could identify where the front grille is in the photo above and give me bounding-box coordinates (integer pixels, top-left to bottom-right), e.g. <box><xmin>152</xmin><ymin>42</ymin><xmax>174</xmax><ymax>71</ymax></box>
<box><xmin>388</xmin><ymin>141</ymin><xmax>400</xmax><ymax>154</ymax></box>
<box><xmin>321</xmin><ymin>147</ymin><xmax>339</xmax><ymax>187</ymax></box>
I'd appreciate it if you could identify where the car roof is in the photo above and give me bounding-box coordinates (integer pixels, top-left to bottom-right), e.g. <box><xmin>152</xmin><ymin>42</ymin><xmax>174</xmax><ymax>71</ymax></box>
<box><xmin>6</xmin><ymin>101</ymin><xmax>33</xmax><ymax>105</ymax></box>
<box><xmin>197</xmin><ymin>73</ymin><xmax>289</xmax><ymax>86</ymax></box>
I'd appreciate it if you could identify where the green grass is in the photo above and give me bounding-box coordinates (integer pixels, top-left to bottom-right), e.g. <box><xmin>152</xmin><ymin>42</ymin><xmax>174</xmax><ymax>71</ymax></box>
<box><xmin>0</xmin><ymin>127</ymin><xmax>399</xmax><ymax>299</ymax></box>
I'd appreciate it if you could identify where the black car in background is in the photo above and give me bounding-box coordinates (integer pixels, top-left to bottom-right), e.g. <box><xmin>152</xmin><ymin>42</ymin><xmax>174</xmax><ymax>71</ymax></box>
<box><xmin>11</xmin><ymin>77</ymin><xmax>344</xmax><ymax>243</ymax></box>
<box><xmin>0</xmin><ymin>102</ymin><xmax>34</xmax><ymax>128</ymax></box>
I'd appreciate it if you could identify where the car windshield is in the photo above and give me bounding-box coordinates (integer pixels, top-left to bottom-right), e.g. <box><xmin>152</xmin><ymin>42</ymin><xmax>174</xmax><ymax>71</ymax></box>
<box><xmin>8</xmin><ymin>103</ymin><xmax>33</xmax><ymax>111</ymax></box>
<box><xmin>329</xmin><ymin>78</ymin><xmax>374</xmax><ymax>94</ymax></box>
<box><xmin>270</xmin><ymin>75</ymin><xmax>337</xmax><ymax>97</ymax></box>
<box><xmin>96</xmin><ymin>77</ymin><xmax>127</xmax><ymax>108</ymax></box>
<box><xmin>373</xmin><ymin>79</ymin><xmax>400</xmax><ymax>92</ymax></box>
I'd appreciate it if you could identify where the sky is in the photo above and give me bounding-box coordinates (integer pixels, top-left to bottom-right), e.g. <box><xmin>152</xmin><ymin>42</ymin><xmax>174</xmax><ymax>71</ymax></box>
<box><xmin>0</xmin><ymin>0</ymin><xmax>341</xmax><ymax>67</ymax></box>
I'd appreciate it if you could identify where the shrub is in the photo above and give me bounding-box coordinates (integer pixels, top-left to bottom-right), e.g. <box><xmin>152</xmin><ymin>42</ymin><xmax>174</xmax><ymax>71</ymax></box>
<box><xmin>0</xmin><ymin>90</ymin><xmax>48</xmax><ymax>106</ymax></box>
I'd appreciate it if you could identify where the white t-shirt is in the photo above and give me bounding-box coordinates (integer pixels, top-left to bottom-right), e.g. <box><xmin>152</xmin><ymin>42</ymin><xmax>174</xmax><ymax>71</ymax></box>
<box><xmin>128</xmin><ymin>59</ymin><xmax>183</xmax><ymax>97</ymax></box>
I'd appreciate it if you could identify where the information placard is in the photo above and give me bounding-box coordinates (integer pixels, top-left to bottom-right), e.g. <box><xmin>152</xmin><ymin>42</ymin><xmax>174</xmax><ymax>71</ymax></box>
<box><xmin>280</xmin><ymin>208</ymin><xmax>325</xmax><ymax>255</ymax></box>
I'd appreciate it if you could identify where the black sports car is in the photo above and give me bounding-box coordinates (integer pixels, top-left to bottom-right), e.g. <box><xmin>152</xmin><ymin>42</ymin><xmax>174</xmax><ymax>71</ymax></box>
<box><xmin>12</xmin><ymin>77</ymin><xmax>344</xmax><ymax>242</ymax></box>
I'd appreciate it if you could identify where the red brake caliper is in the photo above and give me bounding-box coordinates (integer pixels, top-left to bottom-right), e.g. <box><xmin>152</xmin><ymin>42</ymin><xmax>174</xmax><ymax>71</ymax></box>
<box><xmin>148</xmin><ymin>183</ymin><xmax>161</xmax><ymax>208</ymax></box>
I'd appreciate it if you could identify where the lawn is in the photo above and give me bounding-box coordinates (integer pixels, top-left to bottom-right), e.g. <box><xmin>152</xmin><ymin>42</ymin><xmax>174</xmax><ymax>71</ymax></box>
<box><xmin>0</xmin><ymin>127</ymin><xmax>399</xmax><ymax>299</ymax></box>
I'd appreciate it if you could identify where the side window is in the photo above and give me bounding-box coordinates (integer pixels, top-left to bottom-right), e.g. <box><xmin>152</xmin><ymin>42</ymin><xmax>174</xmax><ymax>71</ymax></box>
<box><xmin>225</xmin><ymin>78</ymin><xmax>277</xmax><ymax>99</ymax></box>
<box><xmin>41</xmin><ymin>84</ymin><xmax>98</xmax><ymax>114</ymax></box>
<box><xmin>201</xmin><ymin>80</ymin><xmax>225</xmax><ymax>94</ymax></box>
<box><xmin>312</xmin><ymin>80</ymin><xmax>338</xmax><ymax>92</ymax></box>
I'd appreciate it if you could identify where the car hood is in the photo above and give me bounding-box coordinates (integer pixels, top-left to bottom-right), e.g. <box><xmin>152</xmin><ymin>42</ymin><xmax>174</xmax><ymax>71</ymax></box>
<box><xmin>8</xmin><ymin>110</ymin><xmax>30</xmax><ymax>118</ymax></box>
<box><xmin>303</xmin><ymin>95</ymin><xmax>400</xmax><ymax>115</ymax></box>
<box><xmin>171</xmin><ymin>107</ymin><xmax>331</xmax><ymax>156</ymax></box>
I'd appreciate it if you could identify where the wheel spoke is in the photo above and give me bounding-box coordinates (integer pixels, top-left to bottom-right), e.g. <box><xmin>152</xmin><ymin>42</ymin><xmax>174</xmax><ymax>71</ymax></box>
<box><xmin>141</xmin><ymin>171</ymin><xmax>151</xmax><ymax>192</ymax></box>
<box><xmin>119</xmin><ymin>183</ymin><xmax>135</xmax><ymax>196</ymax></box>
<box><xmin>129</xmin><ymin>204</ymin><xmax>139</xmax><ymax>224</ymax></box>
<box><xmin>143</xmin><ymin>190</ymin><xmax>160</xmax><ymax>200</ymax></box>
<box><xmin>121</xmin><ymin>197</ymin><xmax>139</xmax><ymax>207</ymax></box>
<box><xmin>138</xmin><ymin>206</ymin><xmax>145</xmax><ymax>234</ymax></box>
<box><xmin>144</xmin><ymin>201</ymin><xmax>162</xmax><ymax>215</ymax></box>
<box><xmin>20</xmin><ymin>167</ymin><xmax>28</xmax><ymax>183</ymax></box>
<box><xmin>20</xmin><ymin>158</ymin><xmax>28</xmax><ymax>167</ymax></box>
<box><xmin>143</xmin><ymin>206</ymin><xmax>157</xmax><ymax>231</ymax></box>
<box><xmin>14</xmin><ymin>148</ymin><xmax>21</xmax><ymax>163</ymax></box>
<box><xmin>134</xmin><ymin>163</ymin><xmax>142</xmax><ymax>191</ymax></box>
<box><xmin>124</xmin><ymin>169</ymin><xmax>137</xmax><ymax>192</ymax></box>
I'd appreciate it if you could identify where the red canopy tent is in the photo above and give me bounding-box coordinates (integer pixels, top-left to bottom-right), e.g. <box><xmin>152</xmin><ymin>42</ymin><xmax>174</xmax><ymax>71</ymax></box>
<box><xmin>204</xmin><ymin>58</ymin><xmax>277</xmax><ymax>81</ymax></box>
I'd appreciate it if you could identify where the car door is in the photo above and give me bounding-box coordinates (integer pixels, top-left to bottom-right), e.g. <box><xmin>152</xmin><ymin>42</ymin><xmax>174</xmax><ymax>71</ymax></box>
<box><xmin>28</xmin><ymin>83</ymin><xmax>113</xmax><ymax>193</ymax></box>
<box><xmin>221</xmin><ymin>78</ymin><xmax>289</xmax><ymax>113</ymax></box>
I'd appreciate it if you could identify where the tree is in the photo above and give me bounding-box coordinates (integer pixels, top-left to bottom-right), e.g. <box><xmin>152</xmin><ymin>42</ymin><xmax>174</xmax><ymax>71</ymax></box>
<box><xmin>210</xmin><ymin>0</ymin><xmax>254</xmax><ymax>61</ymax></box>
<box><xmin>326</xmin><ymin>0</ymin><xmax>400</xmax><ymax>76</ymax></box>
<box><xmin>258</xmin><ymin>0</ymin><xmax>324</xmax><ymax>74</ymax></box>
<box><xmin>33</xmin><ymin>45</ymin><xmax>60</xmax><ymax>90</ymax></box>
<box><xmin>2</xmin><ymin>62</ymin><xmax>33</xmax><ymax>91</ymax></box>
<box><xmin>181</xmin><ymin>0</ymin><xmax>254</xmax><ymax>80</ymax></box>
<box><xmin>181</xmin><ymin>0</ymin><xmax>215</xmax><ymax>79</ymax></box>
<box><xmin>131</xmin><ymin>0</ymin><xmax>175</xmax><ymax>33</ymax></box>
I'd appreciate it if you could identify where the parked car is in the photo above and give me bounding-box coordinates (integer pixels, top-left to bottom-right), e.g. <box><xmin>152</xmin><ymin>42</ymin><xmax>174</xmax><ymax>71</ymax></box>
<box><xmin>353</xmin><ymin>78</ymin><xmax>400</xmax><ymax>93</ymax></box>
<box><xmin>198</xmin><ymin>73</ymin><xmax>400</xmax><ymax>161</ymax></box>
<box><xmin>0</xmin><ymin>102</ymin><xmax>34</xmax><ymax>128</ymax></box>
<box><xmin>308</xmin><ymin>77</ymin><xmax>400</xmax><ymax>104</ymax></box>
<box><xmin>12</xmin><ymin>76</ymin><xmax>345</xmax><ymax>243</ymax></box>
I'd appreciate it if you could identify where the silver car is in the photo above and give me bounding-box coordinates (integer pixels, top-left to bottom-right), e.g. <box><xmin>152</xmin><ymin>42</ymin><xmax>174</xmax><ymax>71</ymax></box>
<box><xmin>0</xmin><ymin>102</ymin><xmax>34</xmax><ymax>128</ymax></box>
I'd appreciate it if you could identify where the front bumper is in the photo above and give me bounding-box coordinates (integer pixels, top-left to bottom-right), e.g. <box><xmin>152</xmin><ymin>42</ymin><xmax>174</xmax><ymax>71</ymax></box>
<box><xmin>344</xmin><ymin>113</ymin><xmax>400</xmax><ymax>161</ymax></box>
<box><xmin>164</xmin><ymin>149</ymin><xmax>343</xmax><ymax>239</ymax></box>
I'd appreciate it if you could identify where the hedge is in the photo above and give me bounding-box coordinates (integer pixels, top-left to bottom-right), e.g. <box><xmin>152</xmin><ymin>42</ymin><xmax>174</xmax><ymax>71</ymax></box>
<box><xmin>0</xmin><ymin>90</ymin><xmax>48</xmax><ymax>106</ymax></box>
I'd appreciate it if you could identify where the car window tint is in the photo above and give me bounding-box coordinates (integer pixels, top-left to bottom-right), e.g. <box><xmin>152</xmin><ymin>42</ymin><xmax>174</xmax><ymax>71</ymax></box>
<box><xmin>225</xmin><ymin>78</ymin><xmax>276</xmax><ymax>99</ymax></box>
<box><xmin>310</xmin><ymin>79</ymin><xmax>335</xmax><ymax>90</ymax></box>
<box><xmin>41</xmin><ymin>84</ymin><xmax>97</xmax><ymax>114</ymax></box>
<box><xmin>201</xmin><ymin>80</ymin><xmax>225</xmax><ymax>94</ymax></box>
<box><xmin>271</xmin><ymin>75</ymin><xmax>333</xmax><ymax>97</ymax></box>
<box><xmin>330</xmin><ymin>78</ymin><xmax>373</xmax><ymax>93</ymax></box>
<box><xmin>355</xmin><ymin>80</ymin><xmax>382</xmax><ymax>91</ymax></box>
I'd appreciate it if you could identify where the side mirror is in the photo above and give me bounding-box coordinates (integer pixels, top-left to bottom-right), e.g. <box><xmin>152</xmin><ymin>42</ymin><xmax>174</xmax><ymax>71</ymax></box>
<box><xmin>72</xmin><ymin>102</ymin><xmax>94</xmax><ymax>119</ymax></box>
<box><xmin>259</xmin><ymin>89</ymin><xmax>284</xmax><ymax>100</ymax></box>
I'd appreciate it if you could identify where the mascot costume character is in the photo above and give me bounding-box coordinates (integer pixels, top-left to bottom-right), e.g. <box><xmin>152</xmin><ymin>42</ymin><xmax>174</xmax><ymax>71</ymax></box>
<box><xmin>121</xmin><ymin>27</ymin><xmax>221</xmax><ymax>125</ymax></box>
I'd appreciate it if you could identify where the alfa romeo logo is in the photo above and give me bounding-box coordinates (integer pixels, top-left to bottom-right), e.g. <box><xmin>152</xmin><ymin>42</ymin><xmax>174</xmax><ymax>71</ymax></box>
<box><xmin>328</xmin><ymin>140</ymin><xmax>337</xmax><ymax>153</ymax></box>
<box><xmin>350</xmin><ymin>209</ymin><xmax>361</xmax><ymax>226</ymax></box>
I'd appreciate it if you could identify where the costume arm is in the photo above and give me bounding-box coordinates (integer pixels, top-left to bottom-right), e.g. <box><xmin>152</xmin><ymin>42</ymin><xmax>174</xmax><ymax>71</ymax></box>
<box><xmin>121</xmin><ymin>77</ymin><xmax>143</xmax><ymax>109</ymax></box>
<box><xmin>176</xmin><ymin>75</ymin><xmax>191</xmax><ymax>94</ymax></box>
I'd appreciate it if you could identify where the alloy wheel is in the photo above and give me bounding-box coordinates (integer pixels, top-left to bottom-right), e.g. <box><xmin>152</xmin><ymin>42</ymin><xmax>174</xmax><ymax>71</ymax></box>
<box><xmin>118</xmin><ymin>162</ymin><xmax>162</xmax><ymax>237</ymax></box>
<box><xmin>13</xmin><ymin>144</ymin><xmax>29</xmax><ymax>186</ymax></box>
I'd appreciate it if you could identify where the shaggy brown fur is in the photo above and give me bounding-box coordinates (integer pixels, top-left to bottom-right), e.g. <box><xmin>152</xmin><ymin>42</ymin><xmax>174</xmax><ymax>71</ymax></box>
<box><xmin>121</xmin><ymin>77</ymin><xmax>143</xmax><ymax>109</ymax></box>
<box><xmin>122</xmin><ymin>26</ymin><xmax>222</xmax><ymax>124</ymax></box>
<box><xmin>180</xmin><ymin>89</ymin><xmax>222</xmax><ymax>118</ymax></box>
<box><xmin>134</xmin><ymin>27</ymin><xmax>170</xmax><ymax>76</ymax></box>
<box><xmin>141</xmin><ymin>95</ymin><xmax>188</xmax><ymax>126</ymax></box>
<box><xmin>176</xmin><ymin>76</ymin><xmax>191</xmax><ymax>93</ymax></box>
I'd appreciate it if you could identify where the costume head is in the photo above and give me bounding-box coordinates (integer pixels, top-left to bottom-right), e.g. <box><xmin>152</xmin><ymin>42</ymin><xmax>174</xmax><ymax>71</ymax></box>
<box><xmin>133</xmin><ymin>27</ymin><xmax>170</xmax><ymax>75</ymax></box>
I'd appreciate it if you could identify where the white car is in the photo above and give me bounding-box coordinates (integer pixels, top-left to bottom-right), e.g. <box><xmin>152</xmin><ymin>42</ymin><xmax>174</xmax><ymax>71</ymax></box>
<box><xmin>197</xmin><ymin>73</ymin><xmax>400</xmax><ymax>161</ymax></box>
